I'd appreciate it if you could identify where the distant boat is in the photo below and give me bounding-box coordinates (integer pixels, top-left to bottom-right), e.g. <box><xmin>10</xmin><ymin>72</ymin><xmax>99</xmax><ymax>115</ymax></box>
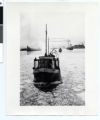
<box><xmin>20</xmin><ymin>46</ymin><xmax>41</xmax><ymax>51</ymax></box>
<box><xmin>33</xmin><ymin>24</ymin><xmax>62</xmax><ymax>92</ymax></box>
<box><xmin>27</xmin><ymin>46</ymin><xmax>41</xmax><ymax>51</ymax></box>
<box><xmin>59</xmin><ymin>48</ymin><xmax>62</xmax><ymax>52</ymax></box>
<box><xmin>27</xmin><ymin>46</ymin><xmax>33</xmax><ymax>51</ymax></box>
<box><xmin>72</xmin><ymin>44</ymin><xmax>85</xmax><ymax>49</ymax></box>
<box><xmin>67</xmin><ymin>46</ymin><xmax>73</xmax><ymax>50</ymax></box>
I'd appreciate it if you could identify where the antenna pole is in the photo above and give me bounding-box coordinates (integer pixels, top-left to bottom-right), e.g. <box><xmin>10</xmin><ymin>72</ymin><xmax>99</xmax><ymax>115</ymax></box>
<box><xmin>45</xmin><ymin>24</ymin><xmax>47</xmax><ymax>55</ymax></box>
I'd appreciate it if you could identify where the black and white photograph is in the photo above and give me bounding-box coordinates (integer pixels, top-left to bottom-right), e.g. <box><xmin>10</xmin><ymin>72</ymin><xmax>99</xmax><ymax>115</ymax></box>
<box><xmin>6</xmin><ymin>2</ymin><xmax>98</xmax><ymax>115</ymax></box>
<box><xmin>20</xmin><ymin>6</ymin><xmax>85</xmax><ymax>106</ymax></box>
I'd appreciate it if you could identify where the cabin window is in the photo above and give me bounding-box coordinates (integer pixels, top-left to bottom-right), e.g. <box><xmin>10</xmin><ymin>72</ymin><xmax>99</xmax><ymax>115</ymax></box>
<box><xmin>55</xmin><ymin>59</ymin><xmax>59</xmax><ymax>69</ymax></box>
<box><xmin>56</xmin><ymin>60</ymin><xmax>58</xmax><ymax>67</ymax></box>
<box><xmin>52</xmin><ymin>60</ymin><xmax>55</xmax><ymax>69</ymax></box>
<box><xmin>47</xmin><ymin>60</ymin><xmax>52</xmax><ymax>68</ymax></box>
<box><xmin>35</xmin><ymin>61</ymin><xmax>38</xmax><ymax>68</ymax></box>
<box><xmin>39</xmin><ymin>60</ymin><xmax>45</xmax><ymax>68</ymax></box>
<box><xmin>39</xmin><ymin>59</ymin><xmax>52</xmax><ymax>68</ymax></box>
<box><xmin>34</xmin><ymin>58</ymin><xmax>38</xmax><ymax>69</ymax></box>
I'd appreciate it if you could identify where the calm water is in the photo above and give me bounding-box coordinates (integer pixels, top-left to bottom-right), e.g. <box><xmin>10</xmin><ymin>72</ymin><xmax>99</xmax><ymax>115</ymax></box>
<box><xmin>20</xmin><ymin>49</ymin><xmax>85</xmax><ymax>106</ymax></box>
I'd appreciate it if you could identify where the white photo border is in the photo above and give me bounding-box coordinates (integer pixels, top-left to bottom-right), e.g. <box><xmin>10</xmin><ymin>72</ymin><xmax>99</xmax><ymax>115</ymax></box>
<box><xmin>6</xmin><ymin>2</ymin><xmax>98</xmax><ymax>115</ymax></box>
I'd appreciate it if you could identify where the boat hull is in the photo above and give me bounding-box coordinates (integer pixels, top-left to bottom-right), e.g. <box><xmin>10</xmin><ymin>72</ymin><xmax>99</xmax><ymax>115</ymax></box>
<box><xmin>67</xmin><ymin>47</ymin><xmax>73</xmax><ymax>50</ymax></box>
<box><xmin>33</xmin><ymin>68</ymin><xmax>62</xmax><ymax>92</ymax></box>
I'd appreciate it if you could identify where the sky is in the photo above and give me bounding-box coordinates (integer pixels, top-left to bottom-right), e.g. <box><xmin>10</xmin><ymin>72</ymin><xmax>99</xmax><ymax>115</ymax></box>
<box><xmin>20</xmin><ymin>9</ymin><xmax>85</xmax><ymax>49</ymax></box>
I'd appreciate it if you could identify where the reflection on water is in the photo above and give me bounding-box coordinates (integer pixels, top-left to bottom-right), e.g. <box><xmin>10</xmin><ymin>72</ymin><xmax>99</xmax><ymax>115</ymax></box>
<box><xmin>20</xmin><ymin>49</ymin><xmax>85</xmax><ymax>106</ymax></box>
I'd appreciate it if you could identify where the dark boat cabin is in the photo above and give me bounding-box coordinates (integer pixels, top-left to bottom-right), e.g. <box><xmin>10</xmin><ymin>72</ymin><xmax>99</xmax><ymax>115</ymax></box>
<box><xmin>33</xmin><ymin>56</ymin><xmax>60</xmax><ymax>70</ymax></box>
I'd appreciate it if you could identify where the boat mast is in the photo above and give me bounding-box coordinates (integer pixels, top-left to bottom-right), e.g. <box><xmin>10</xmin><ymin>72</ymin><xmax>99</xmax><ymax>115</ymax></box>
<box><xmin>45</xmin><ymin>24</ymin><xmax>48</xmax><ymax>55</ymax></box>
<box><xmin>48</xmin><ymin>37</ymin><xmax>49</xmax><ymax>55</ymax></box>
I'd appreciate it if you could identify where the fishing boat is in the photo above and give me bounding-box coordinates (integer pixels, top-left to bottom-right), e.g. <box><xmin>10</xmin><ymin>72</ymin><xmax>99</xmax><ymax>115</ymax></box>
<box><xmin>33</xmin><ymin>24</ymin><xmax>62</xmax><ymax>92</ymax></box>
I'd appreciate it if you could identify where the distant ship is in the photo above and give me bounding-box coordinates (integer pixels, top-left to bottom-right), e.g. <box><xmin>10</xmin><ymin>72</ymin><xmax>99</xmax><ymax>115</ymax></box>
<box><xmin>33</xmin><ymin>24</ymin><xmax>62</xmax><ymax>92</ymax></box>
<box><xmin>20</xmin><ymin>46</ymin><xmax>41</xmax><ymax>51</ymax></box>
<box><xmin>67</xmin><ymin>45</ymin><xmax>73</xmax><ymax>50</ymax></box>
<box><xmin>27</xmin><ymin>46</ymin><xmax>33</xmax><ymax>51</ymax></box>
<box><xmin>27</xmin><ymin>46</ymin><xmax>41</xmax><ymax>51</ymax></box>
<box><xmin>72</xmin><ymin>44</ymin><xmax>85</xmax><ymax>49</ymax></box>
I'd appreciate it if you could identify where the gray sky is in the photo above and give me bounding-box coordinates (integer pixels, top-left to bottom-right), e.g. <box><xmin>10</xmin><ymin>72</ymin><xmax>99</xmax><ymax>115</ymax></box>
<box><xmin>20</xmin><ymin>11</ymin><xmax>84</xmax><ymax>49</ymax></box>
